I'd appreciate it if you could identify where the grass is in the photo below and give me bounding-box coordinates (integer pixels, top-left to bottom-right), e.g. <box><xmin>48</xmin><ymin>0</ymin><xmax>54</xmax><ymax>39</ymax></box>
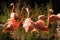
<box><xmin>0</xmin><ymin>2</ymin><xmax>58</xmax><ymax>40</ymax></box>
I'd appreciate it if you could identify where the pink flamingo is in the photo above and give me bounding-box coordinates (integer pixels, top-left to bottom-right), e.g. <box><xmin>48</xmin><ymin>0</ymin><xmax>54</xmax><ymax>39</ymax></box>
<box><xmin>35</xmin><ymin>15</ymin><xmax>48</xmax><ymax>32</ymax></box>
<box><xmin>49</xmin><ymin>14</ymin><xmax>58</xmax><ymax>22</ymax></box>
<box><xmin>2</xmin><ymin>3</ymin><xmax>25</xmax><ymax>33</ymax></box>
<box><xmin>23</xmin><ymin>8</ymin><xmax>35</xmax><ymax>32</ymax></box>
<box><xmin>38</xmin><ymin>15</ymin><xmax>47</xmax><ymax>20</ymax></box>
<box><xmin>56</xmin><ymin>13</ymin><xmax>60</xmax><ymax>39</ymax></box>
<box><xmin>56</xmin><ymin>13</ymin><xmax>60</xmax><ymax>30</ymax></box>
<box><xmin>47</xmin><ymin>9</ymin><xmax>59</xmax><ymax>34</ymax></box>
<box><xmin>48</xmin><ymin>9</ymin><xmax>59</xmax><ymax>26</ymax></box>
<box><xmin>31</xmin><ymin>15</ymin><xmax>47</xmax><ymax>33</ymax></box>
<box><xmin>57</xmin><ymin>13</ymin><xmax>60</xmax><ymax>20</ymax></box>
<box><xmin>10</xmin><ymin>3</ymin><xmax>19</xmax><ymax>20</ymax></box>
<box><xmin>32</xmin><ymin>9</ymin><xmax>54</xmax><ymax>33</ymax></box>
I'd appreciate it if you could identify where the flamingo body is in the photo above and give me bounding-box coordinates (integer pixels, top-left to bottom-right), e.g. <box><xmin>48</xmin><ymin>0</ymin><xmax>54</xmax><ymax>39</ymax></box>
<box><xmin>38</xmin><ymin>15</ymin><xmax>47</xmax><ymax>20</ymax></box>
<box><xmin>49</xmin><ymin>14</ymin><xmax>59</xmax><ymax>21</ymax></box>
<box><xmin>32</xmin><ymin>15</ymin><xmax>48</xmax><ymax>32</ymax></box>
<box><xmin>3</xmin><ymin>19</ymin><xmax>20</xmax><ymax>33</ymax></box>
<box><xmin>57</xmin><ymin>14</ymin><xmax>60</xmax><ymax>20</ymax></box>
<box><xmin>2</xmin><ymin>3</ymin><xmax>25</xmax><ymax>33</ymax></box>
<box><xmin>35</xmin><ymin>20</ymin><xmax>47</xmax><ymax>30</ymax></box>
<box><xmin>23</xmin><ymin>18</ymin><xmax>35</xmax><ymax>32</ymax></box>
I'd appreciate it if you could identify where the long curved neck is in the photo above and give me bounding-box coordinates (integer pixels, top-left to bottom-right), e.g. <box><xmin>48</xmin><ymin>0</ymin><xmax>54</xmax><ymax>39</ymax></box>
<box><xmin>28</xmin><ymin>9</ymin><xmax>33</xmax><ymax>18</ymax></box>
<box><xmin>26</xmin><ymin>8</ymin><xmax>33</xmax><ymax>18</ymax></box>
<box><xmin>28</xmin><ymin>12</ymin><xmax>30</xmax><ymax>18</ymax></box>
<box><xmin>19</xmin><ymin>9</ymin><xmax>24</xmax><ymax>24</ymax></box>
<box><xmin>30</xmin><ymin>9</ymin><xmax>34</xmax><ymax>19</ymax></box>
<box><xmin>26</xmin><ymin>7</ymin><xmax>30</xmax><ymax>18</ymax></box>
<box><xmin>47</xmin><ymin>11</ymin><xmax>51</xmax><ymax>27</ymax></box>
<box><xmin>11</xmin><ymin>4</ymin><xmax>14</xmax><ymax>12</ymax></box>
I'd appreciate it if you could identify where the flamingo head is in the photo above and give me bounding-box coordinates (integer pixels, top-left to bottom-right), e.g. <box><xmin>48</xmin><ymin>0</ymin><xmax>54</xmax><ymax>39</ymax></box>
<box><xmin>22</xmin><ymin>6</ymin><xmax>26</xmax><ymax>10</ymax></box>
<box><xmin>10</xmin><ymin>3</ymin><xmax>14</xmax><ymax>6</ymax></box>
<box><xmin>49</xmin><ymin>9</ymin><xmax>54</xmax><ymax>13</ymax></box>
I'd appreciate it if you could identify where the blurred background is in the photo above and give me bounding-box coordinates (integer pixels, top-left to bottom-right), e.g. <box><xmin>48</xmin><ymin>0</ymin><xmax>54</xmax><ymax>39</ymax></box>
<box><xmin>0</xmin><ymin>0</ymin><xmax>60</xmax><ymax>15</ymax></box>
<box><xmin>0</xmin><ymin>0</ymin><xmax>60</xmax><ymax>40</ymax></box>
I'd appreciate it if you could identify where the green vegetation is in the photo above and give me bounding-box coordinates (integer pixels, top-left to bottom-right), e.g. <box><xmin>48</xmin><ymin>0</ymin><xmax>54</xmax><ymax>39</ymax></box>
<box><xmin>0</xmin><ymin>2</ymin><xmax>58</xmax><ymax>40</ymax></box>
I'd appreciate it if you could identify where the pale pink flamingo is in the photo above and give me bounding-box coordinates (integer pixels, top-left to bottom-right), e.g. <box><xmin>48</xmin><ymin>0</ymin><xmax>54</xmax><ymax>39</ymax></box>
<box><xmin>2</xmin><ymin>3</ymin><xmax>25</xmax><ymax>33</ymax></box>
<box><xmin>23</xmin><ymin>7</ymin><xmax>35</xmax><ymax>32</ymax></box>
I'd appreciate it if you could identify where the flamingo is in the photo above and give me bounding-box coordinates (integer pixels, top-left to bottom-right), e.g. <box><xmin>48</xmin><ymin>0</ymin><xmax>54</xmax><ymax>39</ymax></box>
<box><xmin>57</xmin><ymin>13</ymin><xmax>60</xmax><ymax>28</ymax></box>
<box><xmin>34</xmin><ymin>15</ymin><xmax>48</xmax><ymax>32</ymax></box>
<box><xmin>48</xmin><ymin>9</ymin><xmax>59</xmax><ymax>25</ymax></box>
<box><xmin>32</xmin><ymin>9</ymin><xmax>54</xmax><ymax>33</ymax></box>
<box><xmin>23</xmin><ymin>7</ymin><xmax>35</xmax><ymax>32</ymax></box>
<box><xmin>10</xmin><ymin>3</ymin><xmax>19</xmax><ymax>20</ymax></box>
<box><xmin>49</xmin><ymin>14</ymin><xmax>58</xmax><ymax>22</ymax></box>
<box><xmin>47</xmin><ymin>9</ymin><xmax>59</xmax><ymax>34</ymax></box>
<box><xmin>47</xmin><ymin>10</ymin><xmax>60</xmax><ymax>39</ymax></box>
<box><xmin>2</xmin><ymin>3</ymin><xmax>25</xmax><ymax>33</ymax></box>
<box><xmin>56</xmin><ymin>13</ymin><xmax>60</xmax><ymax>39</ymax></box>
<box><xmin>57</xmin><ymin>13</ymin><xmax>60</xmax><ymax>19</ymax></box>
<box><xmin>56</xmin><ymin>13</ymin><xmax>60</xmax><ymax>32</ymax></box>
<box><xmin>38</xmin><ymin>15</ymin><xmax>47</xmax><ymax>20</ymax></box>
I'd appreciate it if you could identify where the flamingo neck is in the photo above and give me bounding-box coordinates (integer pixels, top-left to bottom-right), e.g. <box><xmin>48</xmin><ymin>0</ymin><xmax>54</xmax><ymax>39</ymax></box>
<box><xmin>19</xmin><ymin>10</ymin><xmax>24</xmax><ymax>25</ymax></box>
<box><xmin>47</xmin><ymin>12</ymin><xmax>51</xmax><ymax>27</ymax></box>
<box><xmin>11</xmin><ymin>4</ymin><xmax>14</xmax><ymax>12</ymax></box>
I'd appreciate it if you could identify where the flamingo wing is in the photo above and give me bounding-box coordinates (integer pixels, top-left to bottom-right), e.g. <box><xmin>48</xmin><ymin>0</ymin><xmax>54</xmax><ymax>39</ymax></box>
<box><xmin>23</xmin><ymin>18</ymin><xmax>35</xmax><ymax>32</ymax></box>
